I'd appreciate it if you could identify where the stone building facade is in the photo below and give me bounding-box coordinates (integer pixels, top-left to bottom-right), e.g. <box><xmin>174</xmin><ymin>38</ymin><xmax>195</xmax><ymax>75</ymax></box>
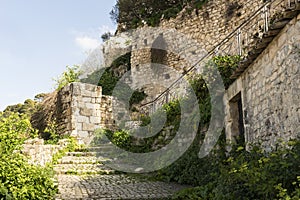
<box><xmin>224</xmin><ymin>15</ymin><xmax>300</xmax><ymax>149</ymax></box>
<box><xmin>124</xmin><ymin>0</ymin><xmax>299</xmax><ymax>148</ymax></box>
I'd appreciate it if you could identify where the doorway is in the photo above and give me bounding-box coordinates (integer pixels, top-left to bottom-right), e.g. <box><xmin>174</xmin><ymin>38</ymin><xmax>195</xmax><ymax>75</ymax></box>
<box><xmin>229</xmin><ymin>93</ymin><xmax>245</xmax><ymax>146</ymax></box>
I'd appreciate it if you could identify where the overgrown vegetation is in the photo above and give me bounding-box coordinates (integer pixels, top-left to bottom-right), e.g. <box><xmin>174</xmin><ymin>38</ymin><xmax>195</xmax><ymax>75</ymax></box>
<box><xmin>3</xmin><ymin>99</ymin><xmax>37</xmax><ymax>117</ymax></box>
<box><xmin>111</xmin><ymin>0</ymin><xmax>209</xmax><ymax>30</ymax></box>
<box><xmin>97</xmin><ymin>55</ymin><xmax>299</xmax><ymax>198</ymax></box>
<box><xmin>97</xmin><ymin>55</ymin><xmax>241</xmax><ymax>153</ymax></box>
<box><xmin>0</xmin><ymin>113</ymin><xmax>58</xmax><ymax>199</ymax></box>
<box><xmin>212</xmin><ymin>55</ymin><xmax>241</xmax><ymax>88</ymax></box>
<box><xmin>90</xmin><ymin>96</ymin><xmax>183</xmax><ymax>152</ymax></box>
<box><xmin>82</xmin><ymin>52</ymin><xmax>147</xmax><ymax>109</ymax></box>
<box><xmin>172</xmin><ymin>140</ymin><xmax>300</xmax><ymax>199</ymax></box>
<box><xmin>51</xmin><ymin>137</ymin><xmax>82</xmax><ymax>164</ymax></box>
<box><xmin>54</xmin><ymin>65</ymin><xmax>81</xmax><ymax>91</ymax></box>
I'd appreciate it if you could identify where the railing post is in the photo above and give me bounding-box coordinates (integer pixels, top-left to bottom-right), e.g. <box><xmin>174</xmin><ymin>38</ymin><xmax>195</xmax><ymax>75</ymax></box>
<box><xmin>166</xmin><ymin>89</ymin><xmax>169</xmax><ymax>104</ymax></box>
<box><xmin>215</xmin><ymin>45</ymin><xmax>220</xmax><ymax>55</ymax></box>
<box><xmin>237</xmin><ymin>28</ymin><xmax>242</xmax><ymax>56</ymax></box>
<box><xmin>263</xmin><ymin>5</ymin><xmax>269</xmax><ymax>33</ymax></box>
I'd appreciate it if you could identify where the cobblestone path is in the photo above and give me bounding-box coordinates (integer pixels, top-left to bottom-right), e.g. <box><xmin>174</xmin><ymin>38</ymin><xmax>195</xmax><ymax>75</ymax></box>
<box><xmin>54</xmin><ymin>145</ymin><xmax>188</xmax><ymax>199</ymax></box>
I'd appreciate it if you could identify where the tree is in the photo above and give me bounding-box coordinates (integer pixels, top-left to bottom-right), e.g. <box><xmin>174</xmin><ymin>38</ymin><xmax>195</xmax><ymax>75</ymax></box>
<box><xmin>101</xmin><ymin>32</ymin><xmax>113</xmax><ymax>42</ymax></box>
<box><xmin>110</xmin><ymin>0</ymin><xmax>208</xmax><ymax>30</ymax></box>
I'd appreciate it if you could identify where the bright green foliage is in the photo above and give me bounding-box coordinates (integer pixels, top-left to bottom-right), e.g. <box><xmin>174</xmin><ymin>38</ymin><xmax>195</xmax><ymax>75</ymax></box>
<box><xmin>54</xmin><ymin>65</ymin><xmax>81</xmax><ymax>91</ymax></box>
<box><xmin>0</xmin><ymin>154</ymin><xmax>57</xmax><ymax>200</ymax></box>
<box><xmin>110</xmin><ymin>130</ymin><xmax>131</xmax><ymax>149</ymax></box>
<box><xmin>0</xmin><ymin>113</ymin><xmax>37</xmax><ymax>154</ymax></box>
<box><xmin>0</xmin><ymin>113</ymin><xmax>57</xmax><ymax>199</ymax></box>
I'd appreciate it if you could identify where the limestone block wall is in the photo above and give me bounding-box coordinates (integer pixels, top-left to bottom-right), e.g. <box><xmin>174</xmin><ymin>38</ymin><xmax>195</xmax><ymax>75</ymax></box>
<box><xmin>58</xmin><ymin>83</ymin><xmax>102</xmax><ymax>144</ymax></box>
<box><xmin>21</xmin><ymin>138</ymin><xmax>69</xmax><ymax>166</ymax></box>
<box><xmin>224</xmin><ymin>15</ymin><xmax>300</xmax><ymax>150</ymax></box>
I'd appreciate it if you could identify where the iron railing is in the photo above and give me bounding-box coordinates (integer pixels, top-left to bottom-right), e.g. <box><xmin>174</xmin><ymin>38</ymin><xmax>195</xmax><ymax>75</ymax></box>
<box><xmin>139</xmin><ymin>0</ymin><xmax>299</xmax><ymax>115</ymax></box>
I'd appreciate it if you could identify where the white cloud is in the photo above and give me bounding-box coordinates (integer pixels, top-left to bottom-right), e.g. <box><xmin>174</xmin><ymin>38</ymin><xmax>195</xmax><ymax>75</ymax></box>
<box><xmin>75</xmin><ymin>36</ymin><xmax>100</xmax><ymax>51</ymax></box>
<box><xmin>73</xmin><ymin>25</ymin><xmax>116</xmax><ymax>52</ymax></box>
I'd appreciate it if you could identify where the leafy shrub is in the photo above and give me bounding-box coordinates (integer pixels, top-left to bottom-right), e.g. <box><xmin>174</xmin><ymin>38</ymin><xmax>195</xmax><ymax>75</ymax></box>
<box><xmin>0</xmin><ymin>113</ymin><xmax>57</xmax><ymax>199</ymax></box>
<box><xmin>0</xmin><ymin>154</ymin><xmax>57</xmax><ymax>199</ymax></box>
<box><xmin>172</xmin><ymin>139</ymin><xmax>300</xmax><ymax>200</ymax></box>
<box><xmin>43</xmin><ymin>120</ymin><xmax>60</xmax><ymax>145</ymax></box>
<box><xmin>54</xmin><ymin>65</ymin><xmax>81</xmax><ymax>91</ymax></box>
<box><xmin>212</xmin><ymin>55</ymin><xmax>241</xmax><ymax>88</ymax></box>
<box><xmin>0</xmin><ymin>113</ymin><xmax>37</xmax><ymax>154</ymax></box>
<box><xmin>97</xmin><ymin>69</ymin><xmax>119</xmax><ymax>95</ymax></box>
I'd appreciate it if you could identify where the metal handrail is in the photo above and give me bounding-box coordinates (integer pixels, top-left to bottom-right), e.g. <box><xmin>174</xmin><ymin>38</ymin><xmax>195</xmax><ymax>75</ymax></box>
<box><xmin>139</xmin><ymin>0</ymin><xmax>296</xmax><ymax>113</ymax></box>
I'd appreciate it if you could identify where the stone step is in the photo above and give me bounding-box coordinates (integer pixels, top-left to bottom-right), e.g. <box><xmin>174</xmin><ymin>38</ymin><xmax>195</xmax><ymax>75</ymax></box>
<box><xmin>54</xmin><ymin>164</ymin><xmax>115</xmax><ymax>175</ymax></box>
<box><xmin>57</xmin><ymin>156</ymin><xmax>111</xmax><ymax>164</ymax></box>
<box><xmin>66</xmin><ymin>151</ymin><xmax>98</xmax><ymax>157</ymax></box>
<box><xmin>85</xmin><ymin>146</ymin><xmax>114</xmax><ymax>152</ymax></box>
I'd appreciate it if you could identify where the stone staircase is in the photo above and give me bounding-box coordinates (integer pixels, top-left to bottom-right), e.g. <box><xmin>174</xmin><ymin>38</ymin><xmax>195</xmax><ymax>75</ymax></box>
<box><xmin>54</xmin><ymin>145</ymin><xmax>115</xmax><ymax>176</ymax></box>
<box><xmin>54</xmin><ymin>145</ymin><xmax>189</xmax><ymax>200</ymax></box>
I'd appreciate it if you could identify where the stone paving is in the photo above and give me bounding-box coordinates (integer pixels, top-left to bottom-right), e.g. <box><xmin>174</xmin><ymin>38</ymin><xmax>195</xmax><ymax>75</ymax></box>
<box><xmin>54</xmin><ymin>146</ymin><xmax>189</xmax><ymax>200</ymax></box>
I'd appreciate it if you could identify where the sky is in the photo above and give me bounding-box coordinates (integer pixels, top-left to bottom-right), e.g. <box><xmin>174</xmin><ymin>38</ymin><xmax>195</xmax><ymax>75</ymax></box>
<box><xmin>0</xmin><ymin>0</ymin><xmax>117</xmax><ymax>111</ymax></box>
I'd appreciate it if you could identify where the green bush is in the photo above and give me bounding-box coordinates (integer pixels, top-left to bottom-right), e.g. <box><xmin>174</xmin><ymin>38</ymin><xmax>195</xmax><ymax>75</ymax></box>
<box><xmin>212</xmin><ymin>55</ymin><xmax>241</xmax><ymax>89</ymax></box>
<box><xmin>0</xmin><ymin>113</ymin><xmax>37</xmax><ymax>154</ymax></box>
<box><xmin>0</xmin><ymin>113</ymin><xmax>57</xmax><ymax>199</ymax></box>
<box><xmin>0</xmin><ymin>154</ymin><xmax>57</xmax><ymax>199</ymax></box>
<box><xmin>172</xmin><ymin>140</ymin><xmax>300</xmax><ymax>200</ymax></box>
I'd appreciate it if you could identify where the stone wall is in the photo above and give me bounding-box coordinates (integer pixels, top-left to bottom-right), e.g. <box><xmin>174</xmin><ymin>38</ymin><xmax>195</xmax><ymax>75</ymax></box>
<box><xmin>100</xmin><ymin>95</ymin><xmax>114</xmax><ymax>129</ymax></box>
<box><xmin>128</xmin><ymin>0</ymin><xmax>291</xmax><ymax>107</ymax></box>
<box><xmin>58</xmin><ymin>83</ymin><xmax>102</xmax><ymax>144</ymax></box>
<box><xmin>130</xmin><ymin>0</ymin><xmax>267</xmax><ymax>70</ymax></box>
<box><xmin>21</xmin><ymin>138</ymin><xmax>69</xmax><ymax>166</ymax></box>
<box><xmin>224</xmin><ymin>14</ymin><xmax>300</xmax><ymax>150</ymax></box>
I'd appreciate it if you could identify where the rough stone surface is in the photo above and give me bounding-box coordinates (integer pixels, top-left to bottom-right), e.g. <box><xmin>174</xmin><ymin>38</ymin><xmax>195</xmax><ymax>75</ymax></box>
<box><xmin>119</xmin><ymin>0</ymin><xmax>292</xmax><ymax>115</ymax></box>
<box><xmin>21</xmin><ymin>139</ymin><xmax>68</xmax><ymax>166</ymax></box>
<box><xmin>224</xmin><ymin>15</ymin><xmax>300</xmax><ymax>149</ymax></box>
<box><xmin>55</xmin><ymin>147</ymin><xmax>189</xmax><ymax>200</ymax></box>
